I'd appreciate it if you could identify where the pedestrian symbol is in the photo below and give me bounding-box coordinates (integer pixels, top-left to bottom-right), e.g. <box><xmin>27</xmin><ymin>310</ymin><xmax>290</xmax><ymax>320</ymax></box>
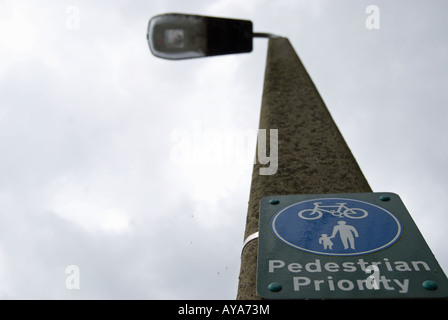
<box><xmin>271</xmin><ymin>198</ymin><xmax>403</xmax><ymax>256</ymax></box>
<box><xmin>318</xmin><ymin>234</ymin><xmax>333</xmax><ymax>250</ymax></box>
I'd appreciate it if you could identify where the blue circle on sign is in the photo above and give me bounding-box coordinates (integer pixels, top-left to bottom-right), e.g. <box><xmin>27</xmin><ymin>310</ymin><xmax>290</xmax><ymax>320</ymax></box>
<box><xmin>270</xmin><ymin>198</ymin><xmax>403</xmax><ymax>256</ymax></box>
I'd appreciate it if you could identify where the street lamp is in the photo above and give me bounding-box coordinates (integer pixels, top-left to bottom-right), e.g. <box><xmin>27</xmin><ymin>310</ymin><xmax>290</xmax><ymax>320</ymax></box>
<box><xmin>147</xmin><ymin>13</ymin><xmax>277</xmax><ymax>60</ymax></box>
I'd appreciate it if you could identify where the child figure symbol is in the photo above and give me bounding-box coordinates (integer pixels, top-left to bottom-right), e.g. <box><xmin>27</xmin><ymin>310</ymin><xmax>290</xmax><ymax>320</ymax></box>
<box><xmin>319</xmin><ymin>234</ymin><xmax>333</xmax><ymax>250</ymax></box>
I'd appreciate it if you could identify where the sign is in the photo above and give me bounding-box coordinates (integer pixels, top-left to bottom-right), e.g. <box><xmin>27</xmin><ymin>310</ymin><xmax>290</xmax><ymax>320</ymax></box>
<box><xmin>257</xmin><ymin>193</ymin><xmax>448</xmax><ymax>299</ymax></box>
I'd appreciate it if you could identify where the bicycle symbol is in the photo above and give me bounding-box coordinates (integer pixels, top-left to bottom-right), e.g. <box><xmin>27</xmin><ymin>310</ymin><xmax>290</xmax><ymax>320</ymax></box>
<box><xmin>298</xmin><ymin>202</ymin><xmax>368</xmax><ymax>220</ymax></box>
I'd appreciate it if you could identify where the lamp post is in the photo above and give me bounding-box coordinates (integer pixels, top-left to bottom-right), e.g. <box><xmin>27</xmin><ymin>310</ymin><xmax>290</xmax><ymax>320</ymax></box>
<box><xmin>236</xmin><ymin>37</ymin><xmax>371</xmax><ymax>299</ymax></box>
<box><xmin>147</xmin><ymin>13</ymin><xmax>371</xmax><ymax>300</ymax></box>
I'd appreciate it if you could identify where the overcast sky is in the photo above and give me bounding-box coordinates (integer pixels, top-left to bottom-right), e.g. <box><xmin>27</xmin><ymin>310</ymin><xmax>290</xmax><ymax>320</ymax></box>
<box><xmin>1</xmin><ymin>0</ymin><xmax>447</xmax><ymax>299</ymax></box>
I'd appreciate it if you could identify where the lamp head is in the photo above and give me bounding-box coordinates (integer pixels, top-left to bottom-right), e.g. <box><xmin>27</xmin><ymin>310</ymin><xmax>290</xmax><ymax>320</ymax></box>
<box><xmin>147</xmin><ymin>13</ymin><xmax>253</xmax><ymax>60</ymax></box>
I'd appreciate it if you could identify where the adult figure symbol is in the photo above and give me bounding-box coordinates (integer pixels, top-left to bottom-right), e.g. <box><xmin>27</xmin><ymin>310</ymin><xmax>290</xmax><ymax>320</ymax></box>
<box><xmin>330</xmin><ymin>221</ymin><xmax>358</xmax><ymax>250</ymax></box>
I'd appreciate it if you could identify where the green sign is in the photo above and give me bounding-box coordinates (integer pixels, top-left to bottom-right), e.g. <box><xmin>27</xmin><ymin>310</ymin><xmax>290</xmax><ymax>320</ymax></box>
<box><xmin>257</xmin><ymin>193</ymin><xmax>448</xmax><ymax>299</ymax></box>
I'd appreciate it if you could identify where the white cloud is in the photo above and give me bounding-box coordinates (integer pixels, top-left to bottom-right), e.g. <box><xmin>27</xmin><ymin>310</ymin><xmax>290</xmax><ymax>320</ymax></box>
<box><xmin>51</xmin><ymin>185</ymin><xmax>131</xmax><ymax>234</ymax></box>
<box><xmin>0</xmin><ymin>2</ymin><xmax>38</xmax><ymax>53</ymax></box>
